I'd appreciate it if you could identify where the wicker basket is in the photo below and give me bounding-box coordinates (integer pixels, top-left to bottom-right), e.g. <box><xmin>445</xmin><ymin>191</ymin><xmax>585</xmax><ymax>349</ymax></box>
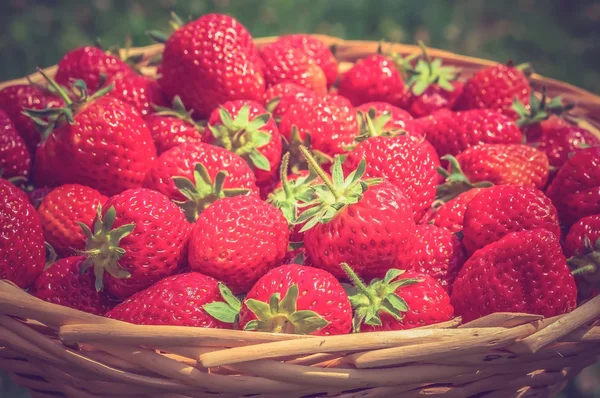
<box><xmin>1</xmin><ymin>36</ymin><xmax>599</xmax><ymax>398</ymax></box>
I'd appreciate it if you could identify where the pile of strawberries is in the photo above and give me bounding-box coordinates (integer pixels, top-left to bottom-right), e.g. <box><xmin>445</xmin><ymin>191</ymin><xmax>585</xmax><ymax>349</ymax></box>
<box><xmin>1</xmin><ymin>13</ymin><xmax>599</xmax><ymax>336</ymax></box>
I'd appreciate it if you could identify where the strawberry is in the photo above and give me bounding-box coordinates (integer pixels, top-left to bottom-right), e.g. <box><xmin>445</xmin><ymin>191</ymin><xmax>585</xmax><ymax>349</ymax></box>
<box><xmin>274</xmin><ymin>34</ymin><xmax>338</xmax><ymax>88</ymax></box>
<box><xmin>564</xmin><ymin>215</ymin><xmax>600</xmax><ymax>297</ymax></box>
<box><xmin>451</xmin><ymin>229</ymin><xmax>577</xmax><ymax>322</ymax></box>
<box><xmin>0</xmin><ymin>110</ymin><xmax>31</xmax><ymax>180</ymax></box>
<box><xmin>462</xmin><ymin>185</ymin><xmax>560</xmax><ymax>255</ymax></box>
<box><xmin>188</xmin><ymin>195</ymin><xmax>289</xmax><ymax>294</ymax></box>
<box><xmin>37</xmin><ymin>184</ymin><xmax>108</xmax><ymax>257</ymax></box>
<box><xmin>205</xmin><ymin>100</ymin><xmax>282</xmax><ymax>183</ymax></box>
<box><xmin>546</xmin><ymin>147</ymin><xmax>600</xmax><ymax>227</ymax></box>
<box><xmin>0</xmin><ymin>84</ymin><xmax>65</xmax><ymax>153</ymax></box>
<box><xmin>343</xmin><ymin>265</ymin><xmax>453</xmax><ymax>332</ymax></box>
<box><xmin>0</xmin><ymin>178</ymin><xmax>45</xmax><ymax>288</ymax></box>
<box><xmin>107</xmin><ymin>272</ymin><xmax>239</xmax><ymax>328</ymax></box>
<box><xmin>159</xmin><ymin>14</ymin><xmax>265</xmax><ymax>119</ymax></box>
<box><xmin>29</xmin><ymin>73</ymin><xmax>156</xmax><ymax>196</ymax></box>
<box><xmin>259</xmin><ymin>41</ymin><xmax>327</xmax><ymax>96</ymax></box>
<box><xmin>238</xmin><ymin>264</ymin><xmax>352</xmax><ymax>335</ymax></box>
<box><xmin>429</xmin><ymin>188</ymin><xmax>484</xmax><ymax>233</ymax></box>
<box><xmin>355</xmin><ymin>102</ymin><xmax>414</xmax><ymax>137</ymax></box>
<box><xmin>106</xmin><ymin>74</ymin><xmax>161</xmax><ymax>117</ymax></box>
<box><xmin>264</xmin><ymin>82</ymin><xmax>318</xmax><ymax>121</ymax></box>
<box><xmin>80</xmin><ymin>188</ymin><xmax>191</xmax><ymax>299</ymax></box>
<box><xmin>54</xmin><ymin>46</ymin><xmax>134</xmax><ymax>92</ymax></box>
<box><xmin>30</xmin><ymin>256</ymin><xmax>114</xmax><ymax>316</ymax></box>
<box><xmin>397</xmin><ymin>224</ymin><xmax>466</xmax><ymax>292</ymax></box>
<box><xmin>297</xmin><ymin>148</ymin><xmax>415</xmax><ymax>281</ymax></box>
<box><xmin>143</xmin><ymin>142</ymin><xmax>259</xmax><ymax>222</ymax></box>
<box><xmin>455</xmin><ymin>62</ymin><xmax>531</xmax><ymax>119</ymax></box>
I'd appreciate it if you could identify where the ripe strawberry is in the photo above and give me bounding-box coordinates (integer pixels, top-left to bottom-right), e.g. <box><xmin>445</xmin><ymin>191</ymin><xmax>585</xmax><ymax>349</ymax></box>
<box><xmin>264</xmin><ymin>82</ymin><xmax>317</xmax><ymax>121</ymax></box>
<box><xmin>0</xmin><ymin>110</ymin><xmax>30</xmax><ymax>180</ymax></box>
<box><xmin>238</xmin><ymin>264</ymin><xmax>351</xmax><ymax>335</ymax></box>
<box><xmin>0</xmin><ymin>178</ymin><xmax>45</xmax><ymax>288</ymax></box>
<box><xmin>275</xmin><ymin>34</ymin><xmax>338</xmax><ymax>88</ymax></box>
<box><xmin>564</xmin><ymin>215</ymin><xmax>600</xmax><ymax>297</ymax></box>
<box><xmin>451</xmin><ymin>229</ymin><xmax>577</xmax><ymax>322</ymax></box>
<box><xmin>37</xmin><ymin>184</ymin><xmax>108</xmax><ymax>257</ymax></box>
<box><xmin>205</xmin><ymin>100</ymin><xmax>282</xmax><ymax>183</ymax></box>
<box><xmin>429</xmin><ymin>188</ymin><xmax>484</xmax><ymax>233</ymax></box>
<box><xmin>259</xmin><ymin>41</ymin><xmax>327</xmax><ymax>96</ymax></box>
<box><xmin>0</xmin><ymin>84</ymin><xmax>65</xmax><ymax>152</ymax></box>
<box><xmin>408</xmin><ymin>82</ymin><xmax>464</xmax><ymax>118</ymax></box>
<box><xmin>81</xmin><ymin>188</ymin><xmax>191</xmax><ymax>299</ymax></box>
<box><xmin>455</xmin><ymin>62</ymin><xmax>531</xmax><ymax>119</ymax></box>
<box><xmin>107</xmin><ymin>74</ymin><xmax>161</xmax><ymax>117</ymax></box>
<box><xmin>30</xmin><ymin>256</ymin><xmax>114</xmax><ymax>315</ymax></box>
<box><xmin>107</xmin><ymin>272</ymin><xmax>239</xmax><ymax>328</ymax></box>
<box><xmin>188</xmin><ymin>195</ymin><xmax>289</xmax><ymax>294</ymax></box>
<box><xmin>343</xmin><ymin>265</ymin><xmax>453</xmax><ymax>332</ymax></box>
<box><xmin>355</xmin><ymin>102</ymin><xmax>414</xmax><ymax>136</ymax></box>
<box><xmin>144</xmin><ymin>142</ymin><xmax>259</xmax><ymax>222</ymax></box>
<box><xmin>462</xmin><ymin>185</ymin><xmax>560</xmax><ymax>255</ymax></box>
<box><xmin>159</xmin><ymin>14</ymin><xmax>265</xmax><ymax>118</ymax></box>
<box><xmin>546</xmin><ymin>147</ymin><xmax>600</xmax><ymax>227</ymax></box>
<box><xmin>54</xmin><ymin>46</ymin><xmax>134</xmax><ymax>92</ymax></box>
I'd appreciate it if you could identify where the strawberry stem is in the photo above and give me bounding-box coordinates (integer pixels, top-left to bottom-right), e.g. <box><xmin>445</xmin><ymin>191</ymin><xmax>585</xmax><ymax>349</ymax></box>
<box><xmin>417</xmin><ymin>40</ymin><xmax>432</xmax><ymax>76</ymax></box>
<box><xmin>280</xmin><ymin>153</ymin><xmax>293</xmax><ymax>200</ymax></box>
<box><xmin>37</xmin><ymin>67</ymin><xmax>72</xmax><ymax>106</ymax></box>
<box><xmin>299</xmin><ymin>145</ymin><xmax>340</xmax><ymax>201</ymax></box>
<box><xmin>341</xmin><ymin>263</ymin><xmax>378</xmax><ymax>303</ymax></box>
<box><xmin>571</xmin><ymin>264</ymin><xmax>597</xmax><ymax>276</ymax></box>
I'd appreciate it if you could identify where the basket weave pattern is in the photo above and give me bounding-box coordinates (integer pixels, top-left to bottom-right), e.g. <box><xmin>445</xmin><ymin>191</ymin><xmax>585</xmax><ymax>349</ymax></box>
<box><xmin>1</xmin><ymin>36</ymin><xmax>599</xmax><ymax>398</ymax></box>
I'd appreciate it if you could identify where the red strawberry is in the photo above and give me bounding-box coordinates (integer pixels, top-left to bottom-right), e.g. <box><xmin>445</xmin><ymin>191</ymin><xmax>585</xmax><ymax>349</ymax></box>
<box><xmin>0</xmin><ymin>178</ymin><xmax>45</xmax><ymax>288</ymax></box>
<box><xmin>408</xmin><ymin>82</ymin><xmax>464</xmax><ymax>118</ymax></box>
<box><xmin>0</xmin><ymin>110</ymin><xmax>30</xmax><ymax>180</ymax></box>
<box><xmin>54</xmin><ymin>46</ymin><xmax>134</xmax><ymax>92</ymax></box>
<box><xmin>37</xmin><ymin>184</ymin><xmax>108</xmax><ymax>257</ymax></box>
<box><xmin>159</xmin><ymin>14</ymin><xmax>265</xmax><ymax>119</ymax></box>
<box><xmin>564</xmin><ymin>215</ymin><xmax>600</xmax><ymax>296</ymax></box>
<box><xmin>0</xmin><ymin>84</ymin><xmax>65</xmax><ymax>152</ymax></box>
<box><xmin>355</xmin><ymin>102</ymin><xmax>414</xmax><ymax>136</ymax></box>
<box><xmin>275</xmin><ymin>34</ymin><xmax>338</xmax><ymax>88</ymax></box>
<box><xmin>546</xmin><ymin>147</ymin><xmax>600</xmax><ymax>227</ymax></box>
<box><xmin>107</xmin><ymin>272</ymin><xmax>238</xmax><ymax>328</ymax></box>
<box><xmin>238</xmin><ymin>264</ymin><xmax>352</xmax><ymax>335</ymax></box>
<box><xmin>451</xmin><ymin>229</ymin><xmax>577</xmax><ymax>322</ymax></box>
<box><xmin>259</xmin><ymin>41</ymin><xmax>327</xmax><ymax>96</ymax></box>
<box><xmin>81</xmin><ymin>188</ymin><xmax>191</xmax><ymax>299</ymax></box>
<box><xmin>205</xmin><ymin>100</ymin><xmax>282</xmax><ymax>183</ymax></box>
<box><xmin>462</xmin><ymin>185</ymin><xmax>560</xmax><ymax>255</ymax></box>
<box><xmin>144</xmin><ymin>142</ymin><xmax>259</xmax><ymax>222</ymax></box>
<box><xmin>343</xmin><ymin>265</ymin><xmax>453</xmax><ymax>332</ymax></box>
<box><xmin>30</xmin><ymin>256</ymin><xmax>114</xmax><ymax>316</ymax></box>
<box><xmin>107</xmin><ymin>74</ymin><xmax>159</xmax><ymax>117</ymax></box>
<box><xmin>429</xmin><ymin>188</ymin><xmax>484</xmax><ymax>233</ymax></box>
<box><xmin>264</xmin><ymin>82</ymin><xmax>318</xmax><ymax>121</ymax></box>
<box><xmin>397</xmin><ymin>224</ymin><xmax>466</xmax><ymax>292</ymax></box>
<box><xmin>188</xmin><ymin>195</ymin><xmax>289</xmax><ymax>294</ymax></box>
<box><xmin>455</xmin><ymin>62</ymin><xmax>531</xmax><ymax>119</ymax></box>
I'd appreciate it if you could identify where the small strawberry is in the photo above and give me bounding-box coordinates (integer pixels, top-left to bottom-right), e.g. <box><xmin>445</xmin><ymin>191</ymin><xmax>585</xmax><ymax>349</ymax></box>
<box><xmin>238</xmin><ymin>264</ymin><xmax>351</xmax><ymax>335</ymax></box>
<box><xmin>546</xmin><ymin>147</ymin><xmax>600</xmax><ymax>227</ymax></box>
<box><xmin>30</xmin><ymin>256</ymin><xmax>115</xmax><ymax>316</ymax></box>
<box><xmin>429</xmin><ymin>188</ymin><xmax>485</xmax><ymax>233</ymax></box>
<box><xmin>343</xmin><ymin>265</ymin><xmax>453</xmax><ymax>332</ymax></box>
<box><xmin>0</xmin><ymin>178</ymin><xmax>45</xmax><ymax>288</ymax></box>
<box><xmin>264</xmin><ymin>82</ymin><xmax>318</xmax><ymax>121</ymax></box>
<box><xmin>205</xmin><ymin>100</ymin><xmax>282</xmax><ymax>183</ymax></box>
<box><xmin>355</xmin><ymin>102</ymin><xmax>414</xmax><ymax>137</ymax></box>
<box><xmin>107</xmin><ymin>272</ymin><xmax>239</xmax><ymax>328</ymax></box>
<box><xmin>188</xmin><ymin>195</ymin><xmax>289</xmax><ymax>294</ymax></box>
<box><xmin>451</xmin><ymin>229</ymin><xmax>577</xmax><ymax>322</ymax></box>
<box><xmin>564</xmin><ymin>215</ymin><xmax>600</xmax><ymax>297</ymax></box>
<box><xmin>0</xmin><ymin>110</ymin><xmax>31</xmax><ymax>180</ymax></box>
<box><xmin>80</xmin><ymin>188</ymin><xmax>191</xmax><ymax>299</ymax></box>
<box><xmin>462</xmin><ymin>185</ymin><xmax>560</xmax><ymax>255</ymax></box>
<box><xmin>143</xmin><ymin>142</ymin><xmax>259</xmax><ymax>222</ymax></box>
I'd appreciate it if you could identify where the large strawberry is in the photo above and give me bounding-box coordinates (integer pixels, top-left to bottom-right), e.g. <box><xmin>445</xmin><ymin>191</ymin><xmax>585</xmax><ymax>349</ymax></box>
<box><xmin>462</xmin><ymin>185</ymin><xmax>560</xmax><ymax>255</ymax></box>
<box><xmin>238</xmin><ymin>264</ymin><xmax>351</xmax><ymax>335</ymax></box>
<box><xmin>37</xmin><ymin>184</ymin><xmax>108</xmax><ymax>257</ymax></box>
<box><xmin>188</xmin><ymin>195</ymin><xmax>289</xmax><ymax>294</ymax></box>
<box><xmin>564</xmin><ymin>215</ymin><xmax>600</xmax><ymax>297</ymax></box>
<box><xmin>0</xmin><ymin>178</ymin><xmax>45</xmax><ymax>288</ymax></box>
<box><xmin>264</xmin><ymin>82</ymin><xmax>318</xmax><ymax>122</ymax></box>
<box><xmin>429</xmin><ymin>188</ymin><xmax>485</xmax><ymax>233</ymax></box>
<box><xmin>343</xmin><ymin>265</ymin><xmax>453</xmax><ymax>332</ymax></box>
<box><xmin>451</xmin><ymin>229</ymin><xmax>577</xmax><ymax>322</ymax></box>
<box><xmin>0</xmin><ymin>110</ymin><xmax>30</xmax><ymax>180</ymax></box>
<box><xmin>30</xmin><ymin>256</ymin><xmax>115</xmax><ymax>316</ymax></box>
<box><xmin>159</xmin><ymin>14</ymin><xmax>265</xmax><ymax>118</ymax></box>
<box><xmin>107</xmin><ymin>272</ymin><xmax>238</xmax><ymax>328</ymax></box>
<box><xmin>546</xmin><ymin>147</ymin><xmax>600</xmax><ymax>227</ymax></box>
<box><xmin>144</xmin><ymin>142</ymin><xmax>259</xmax><ymax>222</ymax></box>
<box><xmin>80</xmin><ymin>188</ymin><xmax>191</xmax><ymax>299</ymax></box>
<box><xmin>205</xmin><ymin>100</ymin><xmax>282</xmax><ymax>183</ymax></box>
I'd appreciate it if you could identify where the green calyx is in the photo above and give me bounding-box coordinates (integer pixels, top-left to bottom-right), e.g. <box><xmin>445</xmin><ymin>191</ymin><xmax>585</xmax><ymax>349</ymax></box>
<box><xmin>434</xmin><ymin>155</ymin><xmax>493</xmax><ymax>207</ymax></box>
<box><xmin>514</xmin><ymin>87</ymin><xmax>574</xmax><ymax>128</ymax></box>
<box><xmin>341</xmin><ymin>263</ymin><xmax>422</xmax><ymax>333</ymax></box>
<box><xmin>295</xmin><ymin>146</ymin><xmax>382</xmax><ymax>233</ymax></box>
<box><xmin>568</xmin><ymin>235</ymin><xmax>600</xmax><ymax>283</ymax></box>
<box><xmin>243</xmin><ymin>284</ymin><xmax>328</xmax><ymax>334</ymax></box>
<box><xmin>172</xmin><ymin>162</ymin><xmax>250</xmax><ymax>223</ymax></box>
<box><xmin>78</xmin><ymin>205</ymin><xmax>135</xmax><ymax>292</ymax></box>
<box><xmin>286</xmin><ymin>125</ymin><xmax>332</xmax><ymax>173</ymax></box>
<box><xmin>154</xmin><ymin>95</ymin><xmax>203</xmax><ymax>131</ymax></box>
<box><xmin>208</xmin><ymin>105</ymin><xmax>272</xmax><ymax>172</ymax></box>
<box><xmin>203</xmin><ymin>282</ymin><xmax>242</xmax><ymax>325</ymax></box>
<box><xmin>147</xmin><ymin>12</ymin><xmax>187</xmax><ymax>43</ymax></box>
<box><xmin>44</xmin><ymin>242</ymin><xmax>57</xmax><ymax>270</ymax></box>
<box><xmin>405</xmin><ymin>41</ymin><xmax>459</xmax><ymax>96</ymax></box>
<box><xmin>353</xmin><ymin>108</ymin><xmax>405</xmax><ymax>146</ymax></box>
